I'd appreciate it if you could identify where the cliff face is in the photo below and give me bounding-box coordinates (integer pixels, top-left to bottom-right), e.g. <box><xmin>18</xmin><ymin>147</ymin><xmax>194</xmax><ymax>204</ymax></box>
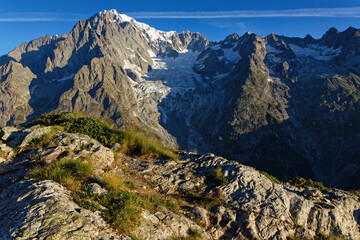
<box><xmin>0</xmin><ymin>125</ymin><xmax>359</xmax><ymax>239</ymax></box>
<box><xmin>1</xmin><ymin>10</ymin><xmax>360</xmax><ymax>189</ymax></box>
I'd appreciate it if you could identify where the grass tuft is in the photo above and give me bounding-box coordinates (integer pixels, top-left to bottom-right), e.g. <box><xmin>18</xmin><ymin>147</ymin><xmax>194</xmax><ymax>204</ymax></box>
<box><xmin>171</xmin><ymin>227</ymin><xmax>202</xmax><ymax>240</ymax></box>
<box><xmin>102</xmin><ymin>172</ymin><xmax>124</xmax><ymax>191</ymax></box>
<box><xmin>30</xmin><ymin>158</ymin><xmax>93</xmax><ymax>191</ymax></box>
<box><xmin>167</xmin><ymin>199</ymin><xmax>180</xmax><ymax>213</ymax></box>
<box><xmin>208</xmin><ymin>167</ymin><xmax>228</xmax><ymax>186</ymax></box>
<box><xmin>0</xmin><ymin>150</ymin><xmax>7</xmax><ymax>158</ymax></box>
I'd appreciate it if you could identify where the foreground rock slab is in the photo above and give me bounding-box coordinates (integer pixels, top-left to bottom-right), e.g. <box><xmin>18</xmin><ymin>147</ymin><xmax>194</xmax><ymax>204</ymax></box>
<box><xmin>0</xmin><ymin>180</ymin><xmax>128</xmax><ymax>240</ymax></box>
<box><xmin>141</xmin><ymin>153</ymin><xmax>360</xmax><ymax>239</ymax></box>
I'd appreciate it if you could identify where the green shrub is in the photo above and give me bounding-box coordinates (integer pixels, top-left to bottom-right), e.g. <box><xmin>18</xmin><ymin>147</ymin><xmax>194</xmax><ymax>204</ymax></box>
<box><xmin>350</xmin><ymin>190</ymin><xmax>360</xmax><ymax>199</ymax></box>
<box><xmin>34</xmin><ymin>112</ymin><xmax>179</xmax><ymax>160</ymax></box>
<box><xmin>287</xmin><ymin>232</ymin><xmax>345</xmax><ymax>240</ymax></box>
<box><xmin>171</xmin><ymin>228</ymin><xmax>202</xmax><ymax>240</ymax></box>
<box><xmin>167</xmin><ymin>199</ymin><xmax>180</xmax><ymax>213</ymax></box>
<box><xmin>188</xmin><ymin>228</ymin><xmax>202</xmax><ymax>238</ymax></box>
<box><xmin>315</xmin><ymin>232</ymin><xmax>345</xmax><ymax>240</ymax></box>
<box><xmin>181</xmin><ymin>188</ymin><xmax>223</xmax><ymax>209</ymax></box>
<box><xmin>97</xmin><ymin>191</ymin><xmax>143</xmax><ymax>234</ymax></box>
<box><xmin>289</xmin><ymin>177</ymin><xmax>330</xmax><ymax>193</ymax></box>
<box><xmin>208</xmin><ymin>167</ymin><xmax>228</xmax><ymax>186</ymax></box>
<box><xmin>259</xmin><ymin>171</ymin><xmax>280</xmax><ymax>184</ymax></box>
<box><xmin>0</xmin><ymin>150</ymin><xmax>6</xmax><ymax>158</ymax></box>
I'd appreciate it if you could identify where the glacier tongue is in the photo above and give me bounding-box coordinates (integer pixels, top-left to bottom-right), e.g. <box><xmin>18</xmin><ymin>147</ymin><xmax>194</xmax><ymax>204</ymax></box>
<box><xmin>134</xmin><ymin>49</ymin><xmax>203</xmax><ymax>103</ymax></box>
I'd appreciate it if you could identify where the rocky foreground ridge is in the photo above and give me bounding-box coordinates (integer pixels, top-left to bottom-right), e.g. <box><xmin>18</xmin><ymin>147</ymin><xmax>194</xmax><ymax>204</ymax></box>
<box><xmin>0</xmin><ymin>124</ymin><xmax>359</xmax><ymax>239</ymax></box>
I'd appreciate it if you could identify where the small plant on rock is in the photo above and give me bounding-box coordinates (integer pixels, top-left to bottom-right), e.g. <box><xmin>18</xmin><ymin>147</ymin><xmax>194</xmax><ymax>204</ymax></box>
<box><xmin>259</xmin><ymin>170</ymin><xmax>280</xmax><ymax>184</ymax></box>
<box><xmin>290</xmin><ymin>177</ymin><xmax>330</xmax><ymax>193</ymax></box>
<box><xmin>209</xmin><ymin>167</ymin><xmax>228</xmax><ymax>186</ymax></box>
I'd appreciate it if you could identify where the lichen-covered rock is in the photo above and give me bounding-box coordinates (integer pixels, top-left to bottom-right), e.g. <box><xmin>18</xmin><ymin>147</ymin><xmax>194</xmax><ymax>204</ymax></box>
<box><xmin>191</xmin><ymin>206</ymin><xmax>209</xmax><ymax>226</ymax></box>
<box><xmin>138</xmin><ymin>207</ymin><xmax>211</xmax><ymax>240</ymax></box>
<box><xmin>0</xmin><ymin>180</ymin><xmax>128</xmax><ymax>240</ymax></box>
<box><xmin>35</xmin><ymin>131</ymin><xmax>114</xmax><ymax>172</ymax></box>
<box><xmin>88</xmin><ymin>183</ymin><xmax>108</xmax><ymax>195</ymax></box>
<box><xmin>1</xmin><ymin>126</ymin><xmax>20</xmax><ymax>141</ymax></box>
<box><xmin>0</xmin><ymin>157</ymin><xmax>6</xmax><ymax>164</ymax></box>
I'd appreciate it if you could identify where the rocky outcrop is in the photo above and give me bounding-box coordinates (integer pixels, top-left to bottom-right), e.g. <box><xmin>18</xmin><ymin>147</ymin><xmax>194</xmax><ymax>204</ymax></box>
<box><xmin>0</xmin><ymin>126</ymin><xmax>360</xmax><ymax>239</ymax></box>
<box><xmin>137</xmin><ymin>153</ymin><xmax>360</xmax><ymax>240</ymax></box>
<box><xmin>0</xmin><ymin>180</ymin><xmax>128</xmax><ymax>240</ymax></box>
<box><xmin>139</xmin><ymin>207</ymin><xmax>211</xmax><ymax>240</ymax></box>
<box><xmin>0</xmin><ymin>126</ymin><xmax>209</xmax><ymax>239</ymax></box>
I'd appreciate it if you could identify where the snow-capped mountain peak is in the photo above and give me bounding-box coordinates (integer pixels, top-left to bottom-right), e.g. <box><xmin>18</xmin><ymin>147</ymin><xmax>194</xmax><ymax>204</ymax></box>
<box><xmin>98</xmin><ymin>9</ymin><xmax>133</xmax><ymax>22</ymax></box>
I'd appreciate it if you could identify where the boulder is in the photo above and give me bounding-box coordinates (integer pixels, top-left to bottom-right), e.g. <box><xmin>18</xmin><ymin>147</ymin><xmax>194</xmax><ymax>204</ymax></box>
<box><xmin>192</xmin><ymin>206</ymin><xmax>209</xmax><ymax>225</ymax></box>
<box><xmin>89</xmin><ymin>183</ymin><xmax>108</xmax><ymax>195</ymax></box>
<box><xmin>0</xmin><ymin>180</ymin><xmax>129</xmax><ymax>239</ymax></box>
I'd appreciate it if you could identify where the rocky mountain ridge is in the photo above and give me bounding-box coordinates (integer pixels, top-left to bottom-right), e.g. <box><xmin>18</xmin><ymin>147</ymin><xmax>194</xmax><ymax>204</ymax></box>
<box><xmin>1</xmin><ymin>9</ymin><xmax>360</xmax><ymax>189</ymax></box>
<box><xmin>0</xmin><ymin>124</ymin><xmax>360</xmax><ymax>239</ymax></box>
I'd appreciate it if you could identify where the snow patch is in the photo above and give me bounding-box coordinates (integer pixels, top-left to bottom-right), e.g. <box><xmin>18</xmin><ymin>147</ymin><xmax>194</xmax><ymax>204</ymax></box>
<box><xmin>266</xmin><ymin>44</ymin><xmax>282</xmax><ymax>63</ymax></box>
<box><xmin>266</xmin><ymin>44</ymin><xmax>281</xmax><ymax>54</ymax></box>
<box><xmin>99</xmin><ymin>9</ymin><xmax>176</xmax><ymax>44</ymax></box>
<box><xmin>289</xmin><ymin>44</ymin><xmax>341</xmax><ymax>61</ymax></box>
<box><xmin>148</xmin><ymin>49</ymin><xmax>156</xmax><ymax>57</ymax></box>
<box><xmin>223</xmin><ymin>48</ymin><xmax>241</xmax><ymax>63</ymax></box>
<box><xmin>50</xmin><ymin>74</ymin><xmax>74</xmax><ymax>83</ymax></box>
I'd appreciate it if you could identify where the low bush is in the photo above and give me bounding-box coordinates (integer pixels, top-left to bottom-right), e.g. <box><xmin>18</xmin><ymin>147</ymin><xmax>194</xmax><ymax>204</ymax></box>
<box><xmin>181</xmin><ymin>188</ymin><xmax>223</xmax><ymax>209</ymax></box>
<box><xmin>208</xmin><ymin>167</ymin><xmax>228</xmax><ymax>186</ymax></box>
<box><xmin>315</xmin><ymin>232</ymin><xmax>345</xmax><ymax>240</ymax></box>
<box><xmin>0</xmin><ymin>150</ymin><xmax>6</xmax><ymax>158</ymax></box>
<box><xmin>259</xmin><ymin>171</ymin><xmax>280</xmax><ymax>184</ymax></box>
<box><xmin>34</xmin><ymin>112</ymin><xmax>179</xmax><ymax>160</ymax></box>
<box><xmin>167</xmin><ymin>199</ymin><xmax>180</xmax><ymax>213</ymax></box>
<box><xmin>289</xmin><ymin>177</ymin><xmax>330</xmax><ymax>193</ymax></box>
<box><xmin>171</xmin><ymin>228</ymin><xmax>202</xmax><ymax>240</ymax></box>
<box><xmin>350</xmin><ymin>190</ymin><xmax>360</xmax><ymax>199</ymax></box>
<box><xmin>97</xmin><ymin>191</ymin><xmax>143</xmax><ymax>233</ymax></box>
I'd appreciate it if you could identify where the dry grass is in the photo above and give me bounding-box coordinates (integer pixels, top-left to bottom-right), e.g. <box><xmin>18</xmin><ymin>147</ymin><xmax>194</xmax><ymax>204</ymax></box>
<box><xmin>102</xmin><ymin>172</ymin><xmax>124</xmax><ymax>191</ymax></box>
<box><xmin>0</xmin><ymin>150</ymin><xmax>7</xmax><ymax>158</ymax></box>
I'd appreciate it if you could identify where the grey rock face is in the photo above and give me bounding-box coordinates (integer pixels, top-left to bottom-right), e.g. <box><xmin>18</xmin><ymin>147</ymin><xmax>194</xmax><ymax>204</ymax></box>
<box><xmin>192</xmin><ymin>206</ymin><xmax>209</xmax><ymax>226</ymax></box>
<box><xmin>0</xmin><ymin>180</ymin><xmax>128</xmax><ymax>240</ymax></box>
<box><xmin>138</xmin><ymin>208</ymin><xmax>211</xmax><ymax>240</ymax></box>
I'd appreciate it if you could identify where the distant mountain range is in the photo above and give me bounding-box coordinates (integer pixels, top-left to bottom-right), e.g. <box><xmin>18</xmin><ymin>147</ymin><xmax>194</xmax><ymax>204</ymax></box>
<box><xmin>1</xmin><ymin>9</ymin><xmax>360</xmax><ymax>189</ymax></box>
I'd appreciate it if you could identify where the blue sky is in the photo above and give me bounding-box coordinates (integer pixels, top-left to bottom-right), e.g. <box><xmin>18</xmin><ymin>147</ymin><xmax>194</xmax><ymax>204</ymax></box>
<box><xmin>1</xmin><ymin>0</ymin><xmax>360</xmax><ymax>55</ymax></box>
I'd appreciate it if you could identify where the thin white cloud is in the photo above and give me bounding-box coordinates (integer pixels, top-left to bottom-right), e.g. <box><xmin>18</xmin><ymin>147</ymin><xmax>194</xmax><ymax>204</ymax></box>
<box><xmin>129</xmin><ymin>7</ymin><xmax>360</xmax><ymax>19</ymax></box>
<box><xmin>0</xmin><ymin>12</ymin><xmax>87</xmax><ymax>22</ymax></box>
<box><xmin>0</xmin><ymin>7</ymin><xmax>360</xmax><ymax>22</ymax></box>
